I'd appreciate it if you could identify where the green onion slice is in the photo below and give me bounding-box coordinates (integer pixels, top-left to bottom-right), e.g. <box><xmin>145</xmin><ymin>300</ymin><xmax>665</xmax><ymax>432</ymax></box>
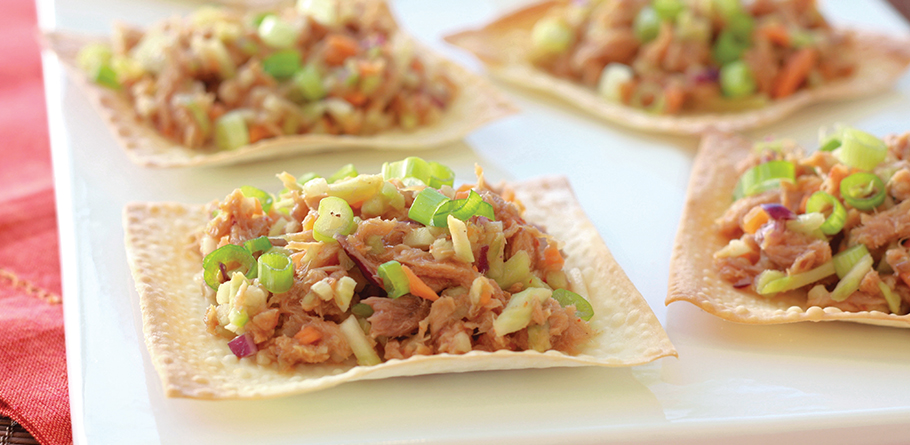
<box><xmin>430</xmin><ymin>190</ymin><xmax>494</xmax><ymax>226</ymax></box>
<box><xmin>836</xmin><ymin>128</ymin><xmax>887</xmax><ymax>171</ymax></box>
<box><xmin>313</xmin><ymin>196</ymin><xmax>355</xmax><ymax>243</ymax></box>
<box><xmin>733</xmin><ymin>160</ymin><xmax>795</xmax><ymax>201</ymax></box>
<box><xmin>203</xmin><ymin>244</ymin><xmax>257</xmax><ymax>289</ymax></box>
<box><xmin>262</xmin><ymin>49</ymin><xmax>301</xmax><ymax>79</ymax></box>
<box><xmin>755</xmin><ymin>260</ymin><xmax>836</xmax><ymax>295</ymax></box>
<box><xmin>294</xmin><ymin>64</ymin><xmax>326</xmax><ymax>101</ymax></box>
<box><xmin>327</xmin><ymin>164</ymin><xmax>357</xmax><ymax>184</ymax></box>
<box><xmin>720</xmin><ymin>60</ymin><xmax>756</xmax><ymax>98</ymax></box>
<box><xmin>830</xmin><ymin>252</ymin><xmax>873</xmax><ymax>302</ymax></box>
<box><xmin>877</xmin><ymin>282</ymin><xmax>903</xmax><ymax>315</ymax></box>
<box><xmin>833</xmin><ymin>244</ymin><xmax>871</xmax><ymax>279</ymax></box>
<box><xmin>240</xmin><ymin>186</ymin><xmax>274</xmax><ymax>213</ymax></box>
<box><xmin>377</xmin><ymin>260</ymin><xmax>410</xmax><ymax>298</ymax></box>
<box><xmin>408</xmin><ymin>187</ymin><xmax>450</xmax><ymax>226</ymax></box>
<box><xmin>257</xmin><ymin>15</ymin><xmax>298</xmax><ymax>49</ymax></box>
<box><xmin>551</xmin><ymin>288</ymin><xmax>594</xmax><ymax>321</ymax></box>
<box><xmin>653</xmin><ymin>0</ymin><xmax>684</xmax><ymax>20</ymax></box>
<box><xmin>633</xmin><ymin>6</ymin><xmax>661</xmax><ymax>43</ymax></box>
<box><xmin>351</xmin><ymin>303</ymin><xmax>374</xmax><ymax>318</ymax></box>
<box><xmin>840</xmin><ymin>172</ymin><xmax>885</xmax><ymax>210</ymax></box>
<box><xmin>258</xmin><ymin>252</ymin><xmax>293</xmax><ymax>293</ymax></box>
<box><xmin>381</xmin><ymin>157</ymin><xmax>455</xmax><ymax>189</ymax></box>
<box><xmin>804</xmin><ymin>191</ymin><xmax>846</xmax><ymax>235</ymax></box>
<box><xmin>297</xmin><ymin>172</ymin><xmax>321</xmax><ymax>185</ymax></box>
<box><xmin>713</xmin><ymin>30</ymin><xmax>748</xmax><ymax>65</ymax></box>
<box><xmin>243</xmin><ymin>236</ymin><xmax>273</xmax><ymax>257</ymax></box>
<box><xmin>214</xmin><ymin>111</ymin><xmax>250</xmax><ymax>151</ymax></box>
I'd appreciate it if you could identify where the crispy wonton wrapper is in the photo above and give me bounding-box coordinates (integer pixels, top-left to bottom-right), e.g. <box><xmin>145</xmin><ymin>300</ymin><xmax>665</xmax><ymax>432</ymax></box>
<box><xmin>124</xmin><ymin>176</ymin><xmax>676</xmax><ymax>399</ymax></box>
<box><xmin>667</xmin><ymin>131</ymin><xmax>910</xmax><ymax>327</ymax></box>
<box><xmin>41</xmin><ymin>2</ymin><xmax>517</xmax><ymax>168</ymax></box>
<box><xmin>444</xmin><ymin>1</ymin><xmax>910</xmax><ymax>135</ymax></box>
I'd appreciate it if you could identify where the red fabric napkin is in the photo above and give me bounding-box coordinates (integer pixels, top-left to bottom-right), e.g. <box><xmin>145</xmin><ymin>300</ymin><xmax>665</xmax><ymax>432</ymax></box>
<box><xmin>0</xmin><ymin>0</ymin><xmax>72</xmax><ymax>443</ymax></box>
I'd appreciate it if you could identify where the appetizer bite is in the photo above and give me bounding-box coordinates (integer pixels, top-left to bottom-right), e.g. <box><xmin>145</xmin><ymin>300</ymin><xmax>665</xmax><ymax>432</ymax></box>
<box><xmin>669</xmin><ymin>127</ymin><xmax>910</xmax><ymax>327</ymax></box>
<box><xmin>43</xmin><ymin>0</ymin><xmax>515</xmax><ymax>167</ymax></box>
<box><xmin>445</xmin><ymin>0</ymin><xmax>910</xmax><ymax>134</ymax></box>
<box><xmin>124</xmin><ymin>157</ymin><xmax>675</xmax><ymax>398</ymax></box>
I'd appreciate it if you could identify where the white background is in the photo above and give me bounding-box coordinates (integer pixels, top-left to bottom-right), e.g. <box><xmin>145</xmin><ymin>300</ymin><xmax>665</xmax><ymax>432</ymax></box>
<box><xmin>38</xmin><ymin>0</ymin><xmax>910</xmax><ymax>443</ymax></box>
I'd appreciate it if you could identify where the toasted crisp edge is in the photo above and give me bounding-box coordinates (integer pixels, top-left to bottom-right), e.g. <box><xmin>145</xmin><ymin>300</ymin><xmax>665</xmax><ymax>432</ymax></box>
<box><xmin>39</xmin><ymin>4</ymin><xmax>517</xmax><ymax>168</ymax></box>
<box><xmin>123</xmin><ymin>177</ymin><xmax>676</xmax><ymax>399</ymax></box>
<box><xmin>444</xmin><ymin>1</ymin><xmax>910</xmax><ymax>135</ymax></box>
<box><xmin>666</xmin><ymin>130</ymin><xmax>910</xmax><ymax>327</ymax></box>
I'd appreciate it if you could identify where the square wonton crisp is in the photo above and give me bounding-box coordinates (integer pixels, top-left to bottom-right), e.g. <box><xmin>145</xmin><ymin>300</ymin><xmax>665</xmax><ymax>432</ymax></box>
<box><xmin>124</xmin><ymin>176</ymin><xmax>676</xmax><ymax>399</ymax></box>
<box><xmin>444</xmin><ymin>1</ymin><xmax>910</xmax><ymax>135</ymax></box>
<box><xmin>42</xmin><ymin>0</ymin><xmax>517</xmax><ymax>168</ymax></box>
<box><xmin>667</xmin><ymin>131</ymin><xmax>910</xmax><ymax>328</ymax></box>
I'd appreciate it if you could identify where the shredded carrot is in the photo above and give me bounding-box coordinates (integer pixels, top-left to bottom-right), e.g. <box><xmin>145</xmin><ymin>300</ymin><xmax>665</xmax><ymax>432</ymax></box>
<box><xmin>324</xmin><ymin>34</ymin><xmax>360</xmax><ymax>66</ymax></box>
<box><xmin>358</xmin><ymin>59</ymin><xmax>384</xmax><ymax>77</ymax></box>
<box><xmin>400</xmin><ymin>265</ymin><xmax>439</xmax><ymax>301</ymax></box>
<box><xmin>455</xmin><ymin>184</ymin><xmax>474</xmax><ymax>194</ymax></box>
<box><xmin>772</xmin><ymin>48</ymin><xmax>818</xmax><ymax>99</ymax></box>
<box><xmin>759</xmin><ymin>22</ymin><xmax>790</xmax><ymax>47</ymax></box>
<box><xmin>248</xmin><ymin>124</ymin><xmax>271</xmax><ymax>144</ymax></box>
<box><xmin>541</xmin><ymin>244</ymin><xmax>565</xmax><ymax>272</ymax></box>
<box><xmin>294</xmin><ymin>326</ymin><xmax>322</xmax><ymax>345</ymax></box>
<box><xmin>477</xmin><ymin>281</ymin><xmax>492</xmax><ymax>306</ymax></box>
<box><xmin>343</xmin><ymin>91</ymin><xmax>367</xmax><ymax>106</ymax></box>
<box><xmin>302</xmin><ymin>213</ymin><xmax>316</xmax><ymax>231</ymax></box>
<box><xmin>454</xmin><ymin>190</ymin><xmax>470</xmax><ymax>200</ymax></box>
<box><xmin>742</xmin><ymin>206</ymin><xmax>770</xmax><ymax>234</ymax></box>
<box><xmin>663</xmin><ymin>83</ymin><xmax>686</xmax><ymax>115</ymax></box>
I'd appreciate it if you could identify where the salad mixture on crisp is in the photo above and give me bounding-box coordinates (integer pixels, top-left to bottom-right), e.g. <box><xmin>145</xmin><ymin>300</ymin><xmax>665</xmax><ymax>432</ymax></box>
<box><xmin>197</xmin><ymin>157</ymin><xmax>595</xmax><ymax>369</ymax></box>
<box><xmin>714</xmin><ymin>127</ymin><xmax>910</xmax><ymax>315</ymax></box>
<box><xmin>527</xmin><ymin>0</ymin><xmax>854</xmax><ymax>114</ymax></box>
<box><xmin>75</xmin><ymin>0</ymin><xmax>457</xmax><ymax>151</ymax></box>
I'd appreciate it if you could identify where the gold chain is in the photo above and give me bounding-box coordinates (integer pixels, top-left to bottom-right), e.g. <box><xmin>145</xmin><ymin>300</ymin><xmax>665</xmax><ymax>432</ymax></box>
<box><xmin>0</xmin><ymin>268</ymin><xmax>61</xmax><ymax>304</ymax></box>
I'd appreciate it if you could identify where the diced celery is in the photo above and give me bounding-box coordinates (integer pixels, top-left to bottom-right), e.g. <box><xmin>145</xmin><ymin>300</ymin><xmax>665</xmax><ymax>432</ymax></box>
<box><xmin>878</xmin><ymin>282</ymin><xmax>903</xmax><ymax>314</ymax></box>
<box><xmin>297</xmin><ymin>0</ymin><xmax>338</xmax><ymax>26</ymax></box>
<box><xmin>447</xmin><ymin>214</ymin><xmax>474</xmax><ymax>263</ymax></box>
<box><xmin>258</xmin><ymin>15</ymin><xmax>299</xmax><ymax>49</ymax></box>
<box><xmin>833</xmin><ymin>244</ymin><xmax>871</xmax><ymax>279</ymax></box>
<box><xmin>527</xmin><ymin>323</ymin><xmax>551</xmax><ymax>352</ymax></box>
<box><xmin>339</xmin><ymin>315</ymin><xmax>381</xmax><ymax>366</ymax></box>
<box><xmin>633</xmin><ymin>7</ymin><xmax>661</xmax><ymax>43</ymax></box>
<box><xmin>720</xmin><ymin>60</ymin><xmax>756</xmax><ymax>98</ymax></box>
<box><xmin>531</xmin><ymin>17</ymin><xmax>574</xmax><ymax>54</ymax></box>
<box><xmin>214</xmin><ymin>111</ymin><xmax>250</xmax><ymax>151</ymax></box>
<box><xmin>294</xmin><ymin>64</ymin><xmax>326</xmax><ymax>101</ymax></box>
<box><xmin>495</xmin><ymin>250</ymin><xmax>531</xmax><ymax>290</ymax></box>
<box><xmin>756</xmin><ymin>260</ymin><xmax>836</xmax><ymax>295</ymax></box>
<box><xmin>334</xmin><ymin>276</ymin><xmax>356</xmax><ymax>312</ymax></box>
<box><xmin>493</xmin><ymin>288</ymin><xmax>552</xmax><ymax>336</ymax></box>
<box><xmin>830</xmin><ymin>254</ymin><xmax>873</xmax><ymax>302</ymax></box>
<box><xmin>327</xmin><ymin>174</ymin><xmax>384</xmax><ymax>206</ymax></box>
<box><xmin>597</xmin><ymin>63</ymin><xmax>634</xmax><ymax>102</ymax></box>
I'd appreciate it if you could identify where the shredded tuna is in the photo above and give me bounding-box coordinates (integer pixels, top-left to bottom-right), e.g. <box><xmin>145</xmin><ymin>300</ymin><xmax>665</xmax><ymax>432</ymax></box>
<box><xmin>849</xmin><ymin>200</ymin><xmax>910</xmax><ymax>249</ymax></box>
<box><xmin>364</xmin><ymin>295</ymin><xmax>431</xmax><ymax>338</ymax></box>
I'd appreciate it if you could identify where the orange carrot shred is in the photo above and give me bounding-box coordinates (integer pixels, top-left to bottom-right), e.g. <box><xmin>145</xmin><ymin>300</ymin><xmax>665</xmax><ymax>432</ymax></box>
<box><xmin>401</xmin><ymin>265</ymin><xmax>439</xmax><ymax>301</ymax></box>
<box><xmin>294</xmin><ymin>326</ymin><xmax>322</xmax><ymax>345</ymax></box>
<box><xmin>759</xmin><ymin>23</ymin><xmax>790</xmax><ymax>47</ymax></box>
<box><xmin>542</xmin><ymin>244</ymin><xmax>565</xmax><ymax>272</ymax></box>
<box><xmin>325</xmin><ymin>34</ymin><xmax>360</xmax><ymax>66</ymax></box>
<box><xmin>742</xmin><ymin>206</ymin><xmax>770</xmax><ymax>234</ymax></box>
<box><xmin>248</xmin><ymin>124</ymin><xmax>271</xmax><ymax>144</ymax></box>
<box><xmin>772</xmin><ymin>48</ymin><xmax>818</xmax><ymax>99</ymax></box>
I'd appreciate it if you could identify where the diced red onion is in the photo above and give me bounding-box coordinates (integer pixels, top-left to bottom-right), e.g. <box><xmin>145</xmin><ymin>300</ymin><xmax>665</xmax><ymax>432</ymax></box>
<box><xmin>760</xmin><ymin>203</ymin><xmax>796</xmax><ymax>220</ymax></box>
<box><xmin>228</xmin><ymin>333</ymin><xmax>257</xmax><ymax>358</ymax></box>
<box><xmin>733</xmin><ymin>277</ymin><xmax>753</xmax><ymax>289</ymax></box>
<box><xmin>361</xmin><ymin>34</ymin><xmax>386</xmax><ymax>49</ymax></box>
<box><xmin>693</xmin><ymin>68</ymin><xmax>719</xmax><ymax>83</ymax></box>
<box><xmin>336</xmin><ymin>235</ymin><xmax>383</xmax><ymax>288</ymax></box>
<box><xmin>476</xmin><ymin>245</ymin><xmax>490</xmax><ymax>274</ymax></box>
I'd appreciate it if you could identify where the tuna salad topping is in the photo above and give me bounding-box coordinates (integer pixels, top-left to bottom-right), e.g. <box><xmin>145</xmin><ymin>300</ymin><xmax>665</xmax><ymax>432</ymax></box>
<box><xmin>528</xmin><ymin>0</ymin><xmax>854</xmax><ymax>114</ymax></box>
<box><xmin>75</xmin><ymin>0</ymin><xmax>457</xmax><ymax>150</ymax></box>
<box><xmin>197</xmin><ymin>157</ymin><xmax>595</xmax><ymax>370</ymax></box>
<box><xmin>714</xmin><ymin>127</ymin><xmax>910</xmax><ymax>315</ymax></box>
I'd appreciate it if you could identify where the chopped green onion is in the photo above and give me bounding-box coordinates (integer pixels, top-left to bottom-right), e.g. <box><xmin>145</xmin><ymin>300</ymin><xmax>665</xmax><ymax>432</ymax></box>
<box><xmin>257</xmin><ymin>252</ymin><xmax>293</xmax><ymax>293</ymax></box>
<box><xmin>836</xmin><ymin>128</ymin><xmax>887</xmax><ymax>171</ymax></box>
<box><xmin>240</xmin><ymin>186</ymin><xmax>274</xmax><ymax>213</ymax></box>
<box><xmin>297</xmin><ymin>172</ymin><xmax>321</xmax><ymax>185</ymax></box>
<box><xmin>530</xmin><ymin>16</ymin><xmax>574</xmax><ymax>55</ymax></box>
<box><xmin>294</xmin><ymin>64</ymin><xmax>326</xmax><ymax>101</ymax></box>
<box><xmin>755</xmin><ymin>260</ymin><xmax>836</xmax><ymax>295</ymax></box>
<box><xmin>243</xmin><ymin>236</ymin><xmax>273</xmax><ymax>257</ymax></box>
<box><xmin>252</xmin><ymin>12</ymin><xmax>274</xmax><ymax>27</ymax></box>
<box><xmin>713</xmin><ymin>30</ymin><xmax>748</xmax><ymax>65</ymax></box>
<box><xmin>833</xmin><ymin>244</ymin><xmax>871</xmax><ymax>279</ymax></box>
<box><xmin>819</xmin><ymin>137</ymin><xmax>841</xmax><ymax>152</ymax></box>
<box><xmin>262</xmin><ymin>49</ymin><xmax>302</xmax><ymax>79</ymax></box>
<box><xmin>877</xmin><ymin>282</ymin><xmax>903</xmax><ymax>314</ymax></box>
<box><xmin>840</xmin><ymin>172</ymin><xmax>885</xmax><ymax>210</ymax></box>
<box><xmin>653</xmin><ymin>0</ymin><xmax>684</xmax><ymax>20</ymax></box>
<box><xmin>713</xmin><ymin>0</ymin><xmax>744</xmax><ymax>19</ymax></box>
<box><xmin>720</xmin><ymin>60</ymin><xmax>756</xmax><ymax>98</ymax></box>
<box><xmin>203</xmin><ymin>244</ymin><xmax>257</xmax><ymax>289</ymax></box>
<box><xmin>377</xmin><ymin>260</ymin><xmax>409</xmax><ymax>298</ymax></box>
<box><xmin>633</xmin><ymin>6</ymin><xmax>661</xmax><ymax>43</ymax></box>
<box><xmin>726</xmin><ymin>12</ymin><xmax>754</xmax><ymax>41</ymax></box>
<box><xmin>94</xmin><ymin>65</ymin><xmax>121</xmax><ymax>90</ymax></box>
<box><xmin>313</xmin><ymin>196</ymin><xmax>355</xmax><ymax>243</ymax></box>
<box><xmin>327</xmin><ymin>164</ymin><xmax>357</xmax><ymax>183</ymax></box>
<box><xmin>597</xmin><ymin>63</ymin><xmax>634</xmax><ymax>102</ymax></box>
<box><xmin>257</xmin><ymin>15</ymin><xmax>299</xmax><ymax>49</ymax></box>
<box><xmin>551</xmin><ymin>288</ymin><xmax>594</xmax><ymax>321</ymax></box>
<box><xmin>733</xmin><ymin>160</ymin><xmax>795</xmax><ymax>201</ymax></box>
<box><xmin>214</xmin><ymin>111</ymin><xmax>250</xmax><ymax>151</ymax></box>
<box><xmin>351</xmin><ymin>303</ymin><xmax>374</xmax><ymax>318</ymax></box>
<box><xmin>408</xmin><ymin>187</ymin><xmax>450</xmax><ymax>226</ymax></box>
<box><xmin>430</xmin><ymin>190</ymin><xmax>492</xmax><ymax>226</ymax></box>
<box><xmin>805</xmin><ymin>191</ymin><xmax>846</xmax><ymax>235</ymax></box>
<box><xmin>381</xmin><ymin>157</ymin><xmax>455</xmax><ymax>189</ymax></box>
<box><xmin>495</xmin><ymin>250</ymin><xmax>531</xmax><ymax>290</ymax></box>
<box><xmin>77</xmin><ymin>43</ymin><xmax>121</xmax><ymax>89</ymax></box>
<box><xmin>830</xmin><ymin>252</ymin><xmax>873</xmax><ymax>302</ymax></box>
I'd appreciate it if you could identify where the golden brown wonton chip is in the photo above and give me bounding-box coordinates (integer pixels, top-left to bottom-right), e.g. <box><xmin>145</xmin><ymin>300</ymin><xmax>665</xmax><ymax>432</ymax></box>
<box><xmin>444</xmin><ymin>1</ymin><xmax>910</xmax><ymax>135</ymax></box>
<box><xmin>124</xmin><ymin>176</ymin><xmax>676</xmax><ymax>399</ymax></box>
<box><xmin>41</xmin><ymin>3</ymin><xmax>516</xmax><ymax>168</ymax></box>
<box><xmin>667</xmin><ymin>131</ymin><xmax>910</xmax><ymax>327</ymax></box>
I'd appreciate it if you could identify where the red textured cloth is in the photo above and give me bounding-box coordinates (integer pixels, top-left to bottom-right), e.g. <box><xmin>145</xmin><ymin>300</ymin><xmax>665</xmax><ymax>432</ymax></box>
<box><xmin>0</xmin><ymin>0</ymin><xmax>72</xmax><ymax>443</ymax></box>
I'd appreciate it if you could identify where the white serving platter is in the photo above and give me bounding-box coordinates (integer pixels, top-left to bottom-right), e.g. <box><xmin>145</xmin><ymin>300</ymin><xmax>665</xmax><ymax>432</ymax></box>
<box><xmin>38</xmin><ymin>0</ymin><xmax>910</xmax><ymax>443</ymax></box>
